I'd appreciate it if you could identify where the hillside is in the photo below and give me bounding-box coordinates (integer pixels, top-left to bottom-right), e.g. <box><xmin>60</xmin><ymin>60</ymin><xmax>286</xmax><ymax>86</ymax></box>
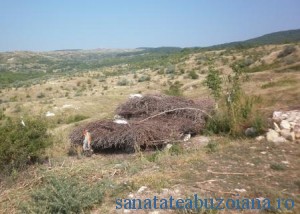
<box><xmin>207</xmin><ymin>29</ymin><xmax>300</xmax><ymax>50</ymax></box>
<box><xmin>0</xmin><ymin>40</ymin><xmax>300</xmax><ymax>213</ymax></box>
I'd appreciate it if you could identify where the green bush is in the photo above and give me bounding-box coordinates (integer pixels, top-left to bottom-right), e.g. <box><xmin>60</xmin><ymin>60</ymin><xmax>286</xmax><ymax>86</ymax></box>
<box><xmin>138</xmin><ymin>75</ymin><xmax>151</xmax><ymax>82</ymax></box>
<box><xmin>188</xmin><ymin>70</ymin><xmax>199</xmax><ymax>79</ymax></box>
<box><xmin>205</xmin><ymin>141</ymin><xmax>219</xmax><ymax>153</ymax></box>
<box><xmin>20</xmin><ymin>176</ymin><xmax>105</xmax><ymax>214</ymax></box>
<box><xmin>204</xmin><ymin>65</ymin><xmax>222</xmax><ymax>100</ymax></box>
<box><xmin>36</xmin><ymin>92</ymin><xmax>45</xmax><ymax>98</ymax></box>
<box><xmin>165</xmin><ymin>81</ymin><xmax>183</xmax><ymax>96</ymax></box>
<box><xmin>270</xmin><ymin>163</ymin><xmax>286</xmax><ymax>171</ymax></box>
<box><xmin>165</xmin><ymin>65</ymin><xmax>176</xmax><ymax>74</ymax></box>
<box><xmin>169</xmin><ymin>143</ymin><xmax>184</xmax><ymax>156</ymax></box>
<box><xmin>204</xmin><ymin>112</ymin><xmax>231</xmax><ymax>135</ymax></box>
<box><xmin>117</xmin><ymin>78</ymin><xmax>129</xmax><ymax>86</ymax></box>
<box><xmin>0</xmin><ymin>117</ymin><xmax>53</xmax><ymax>175</ymax></box>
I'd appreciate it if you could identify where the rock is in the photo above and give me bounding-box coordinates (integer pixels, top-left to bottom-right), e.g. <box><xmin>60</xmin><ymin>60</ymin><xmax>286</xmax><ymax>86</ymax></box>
<box><xmin>174</xmin><ymin>189</ymin><xmax>181</xmax><ymax>194</ymax></box>
<box><xmin>272</xmin><ymin>111</ymin><xmax>282</xmax><ymax>122</ymax></box>
<box><xmin>137</xmin><ymin>186</ymin><xmax>147</xmax><ymax>193</ymax></box>
<box><xmin>256</xmin><ymin>136</ymin><xmax>265</xmax><ymax>142</ymax></box>
<box><xmin>281</xmin><ymin>161</ymin><xmax>289</xmax><ymax>165</ymax></box>
<box><xmin>164</xmin><ymin>144</ymin><xmax>173</xmax><ymax>151</ymax></box>
<box><xmin>287</xmin><ymin>116</ymin><xmax>296</xmax><ymax>122</ymax></box>
<box><xmin>245</xmin><ymin>127</ymin><xmax>257</xmax><ymax>137</ymax></box>
<box><xmin>266</xmin><ymin>129</ymin><xmax>279</xmax><ymax>142</ymax></box>
<box><xmin>273</xmin><ymin>136</ymin><xmax>288</xmax><ymax>145</ymax></box>
<box><xmin>256</xmin><ymin>197</ymin><xmax>266</xmax><ymax>201</ymax></box>
<box><xmin>280</xmin><ymin>120</ymin><xmax>290</xmax><ymax>130</ymax></box>
<box><xmin>266</xmin><ymin>129</ymin><xmax>287</xmax><ymax>144</ymax></box>
<box><xmin>129</xmin><ymin>94</ymin><xmax>143</xmax><ymax>99</ymax></box>
<box><xmin>113</xmin><ymin>119</ymin><xmax>128</xmax><ymax>124</ymax></box>
<box><xmin>183</xmin><ymin>134</ymin><xmax>191</xmax><ymax>142</ymax></box>
<box><xmin>290</xmin><ymin>122</ymin><xmax>296</xmax><ymax>129</ymax></box>
<box><xmin>273</xmin><ymin>122</ymin><xmax>281</xmax><ymax>132</ymax></box>
<box><xmin>280</xmin><ymin>129</ymin><xmax>295</xmax><ymax>141</ymax></box>
<box><xmin>294</xmin><ymin>124</ymin><xmax>300</xmax><ymax>139</ymax></box>
<box><xmin>246</xmin><ymin>162</ymin><xmax>255</xmax><ymax>166</ymax></box>
<box><xmin>46</xmin><ymin>111</ymin><xmax>55</xmax><ymax>117</ymax></box>
<box><xmin>149</xmin><ymin>212</ymin><xmax>160</xmax><ymax>214</ymax></box>
<box><xmin>128</xmin><ymin>193</ymin><xmax>134</xmax><ymax>198</ymax></box>
<box><xmin>234</xmin><ymin>188</ymin><xmax>247</xmax><ymax>193</ymax></box>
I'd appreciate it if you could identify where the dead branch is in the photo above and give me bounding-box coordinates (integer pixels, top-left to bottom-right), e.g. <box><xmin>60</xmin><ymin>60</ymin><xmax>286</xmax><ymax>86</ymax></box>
<box><xmin>138</xmin><ymin>107</ymin><xmax>212</xmax><ymax>123</ymax></box>
<box><xmin>207</xmin><ymin>170</ymin><xmax>256</xmax><ymax>176</ymax></box>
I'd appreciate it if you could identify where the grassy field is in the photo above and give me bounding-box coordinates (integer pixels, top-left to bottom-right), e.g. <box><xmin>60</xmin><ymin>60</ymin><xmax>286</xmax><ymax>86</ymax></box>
<box><xmin>0</xmin><ymin>43</ymin><xmax>300</xmax><ymax>213</ymax></box>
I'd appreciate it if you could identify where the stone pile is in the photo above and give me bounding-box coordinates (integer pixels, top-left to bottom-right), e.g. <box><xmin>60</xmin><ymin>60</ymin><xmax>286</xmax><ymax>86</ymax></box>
<box><xmin>266</xmin><ymin>110</ymin><xmax>300</xmax><ymax>144</ymax></box>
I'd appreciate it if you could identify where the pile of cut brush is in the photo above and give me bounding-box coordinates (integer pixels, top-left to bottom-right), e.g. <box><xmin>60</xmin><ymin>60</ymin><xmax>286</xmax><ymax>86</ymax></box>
<box><xmin>69</xmin><ymin>94</ymin><xmax>214</xmax><ymax>153</ymax></box>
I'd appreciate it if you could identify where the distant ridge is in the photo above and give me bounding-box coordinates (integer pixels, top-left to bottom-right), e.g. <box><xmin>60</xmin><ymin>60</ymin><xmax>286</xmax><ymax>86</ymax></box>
<box><xmin>206</xmin><ymin>29</ymin><xmax>300</xmax><ymax>50</ymax></box>
<box><xmin>54</xmin><ymin>49</ymin><xmax>82</xmax><ymax>52</ymax></box>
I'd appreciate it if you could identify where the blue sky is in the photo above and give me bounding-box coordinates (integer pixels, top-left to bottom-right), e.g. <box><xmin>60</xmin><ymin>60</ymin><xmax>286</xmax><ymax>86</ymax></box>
<box><xmin>0</xmin><ymin>0</ymin><xmax>299</xmax><ymax>51</ymax></box>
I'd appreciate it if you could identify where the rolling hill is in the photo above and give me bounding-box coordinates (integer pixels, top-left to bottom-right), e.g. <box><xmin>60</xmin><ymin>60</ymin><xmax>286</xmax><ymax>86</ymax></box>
<box><xmin>206</xmin><ymin>29</ymin><xmax>300</xmax><ymax>50</ymax></box>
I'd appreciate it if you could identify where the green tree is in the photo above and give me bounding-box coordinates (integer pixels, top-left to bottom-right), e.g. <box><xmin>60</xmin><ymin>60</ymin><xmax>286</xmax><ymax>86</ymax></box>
<box><xmin>204</xmin><ymin>65</ymin><xmax>222</xmax><ymax>100</ymax></box>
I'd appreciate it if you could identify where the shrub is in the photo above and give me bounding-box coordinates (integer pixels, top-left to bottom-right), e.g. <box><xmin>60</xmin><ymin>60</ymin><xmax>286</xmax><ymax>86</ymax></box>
<box><xmin>277</xmin><ymin>46</ymin><xmax>296</xmax><ymax>58</ymax></box>
<box><xmin>165</xmin><ymin>65</ymin><xmax>176</xmax><ymax>74</ymax></box>
<box><xmin>138</xmin><ymin>75</ymin><xmax>151</xmax><ymax>82</ymax></box>
<box><xmin>169</xmin><ymin>143</ymin><xmax>184</xmax><ymax>156</ymax></box>
<box><xmin>205</xmin><ymin>141</ymin><xmax>219</xmax><ymax>153</ymax></box>
<box><xmin>20</xmin><ymin>176</ymin><xmax>105</xmax><ymax>213</ymax></box>
<box><xmin>270</xmin><ymin>163</ymin><xmax>286</xmax><ymax>171</ymax></box>
<box><xmin>188</xmin><ymin>70</ymin><xmax>199</xmax><ymax>79</ymax></box>
<box><xmin>146</xmin><ymin>151</ymin><xmax>161</xmax><ymax>162</ymax></box>
<box><xmin>36</xmin><ymin>92</ymin><xmax>45</xmax><ymax>99</ymax></box>
<box><xmin>0</xmin><ymin>117</ymin><xmax>53</xmax><ymax>175</ymax></box>
<box><xmin>204</xmin><ymin>65</ymin><xmax>222</xmax><ymax>100</ymax></box>
<box><xmin>117</xmin><ymin>79</ymin><xmax>129</xmax><ymax>86</ymax></box>
<box><xmin>165</xmin><ymin>81</ymin><xmax>183</xmax><ymax>96</ymax></box>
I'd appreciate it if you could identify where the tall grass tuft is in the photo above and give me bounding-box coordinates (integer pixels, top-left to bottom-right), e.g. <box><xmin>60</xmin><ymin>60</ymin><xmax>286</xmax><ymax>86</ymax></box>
<box><xmin>20</xmin><ymin>176</ymin><xmax>105</xmax><ymax>213</ymax></box>
<box><xmin>204</xmin><ymin>62</ymin><xmax>266</xmax><ymax>137</ymax></box>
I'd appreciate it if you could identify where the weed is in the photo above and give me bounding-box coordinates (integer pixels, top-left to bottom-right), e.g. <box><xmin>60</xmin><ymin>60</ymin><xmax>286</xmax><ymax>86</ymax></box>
<box><xmin>66</xmin><ymin>114</ymin><xmax>89</xmax><ymax>124</ymax></box>
<box><xmin>188</xmin><ymin>70</ymin><xmax>199</xmax><ymax>79</ymax></box>
<box><xmin>205</xmin><ymin>141</ymin><xmax>219</xmax><ymax>153</ymax></box>
<box><xmin>20</xmin><ymin>176</ymin><xmax>105</xmax><ymax>213</ymax></box>
<box><xmin>138</xmin><ymin>75</ymin><xmax>151</xmax><ymax>82</ymax></box>
<box><xmin>165</xmin><ymin>81</ymin><xmax>183</xmax><ymax>96</ymax></box>
<box><xmin>117</xmin><ymin>78</ymin><xmax>129</xmax><ymax>86</ymax></box>
<box><xmin>169</xmin><ymin>143</ymin><xmax>184</xmax><ymax>156</ymax></box>
<box><xmin>270</xmin><ymin>163</ymin><xmax>286</xmax><ymax>171</ymax></box>
<box><xmin>36</xmin><ymin>92</ymin><xmax>45</xmax><ymax>98</ymax></box>
<box><xmin>146</xmin><ymin>151</ymin><xmax>161</xmax><ymax>162</ymax></box>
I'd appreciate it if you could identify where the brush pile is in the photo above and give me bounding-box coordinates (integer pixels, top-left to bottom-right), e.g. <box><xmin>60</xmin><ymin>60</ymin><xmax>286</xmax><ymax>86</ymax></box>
<box><xmin>69</xmin><ymin>94</ymin><xmax>214</xmax><ymax>153</ymax></box>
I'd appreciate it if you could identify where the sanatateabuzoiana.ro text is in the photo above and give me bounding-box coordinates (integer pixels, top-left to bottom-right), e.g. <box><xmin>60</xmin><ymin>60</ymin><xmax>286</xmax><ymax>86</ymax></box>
<box><xmin>116</xmin><ymin>194</ymin><xmax>295</xmax><ymax>210</ymax></box>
